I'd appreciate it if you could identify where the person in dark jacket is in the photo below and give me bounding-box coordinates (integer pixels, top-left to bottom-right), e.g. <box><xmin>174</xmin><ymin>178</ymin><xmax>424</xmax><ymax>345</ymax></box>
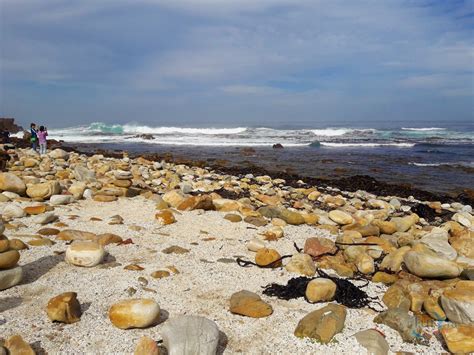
<box><xmin>30</xmin><ymin>123</ymin><xmax>38</xmax><ymax>151</ymax></box>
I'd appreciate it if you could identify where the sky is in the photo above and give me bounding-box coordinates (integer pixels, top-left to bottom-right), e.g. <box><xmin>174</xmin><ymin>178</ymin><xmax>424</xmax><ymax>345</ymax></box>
<box><xmin>1</xmin><ymin>0</ymin><xmax>473</xmax><ymax>128</ymax></box>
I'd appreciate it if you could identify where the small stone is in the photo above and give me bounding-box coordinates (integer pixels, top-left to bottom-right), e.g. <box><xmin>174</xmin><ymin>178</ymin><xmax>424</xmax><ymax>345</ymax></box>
<box><xmin>28</xmin><ymin>238</ymin><xmax>54</xmax><ymax>247</ymax></box>
<box><xmin>229</xmin><ymin>290</ymin><xmax>273</xmax><ymax>318</ymax></box>
<box><xmin>68</xmin><ymin>181</ymin><xmax>87</xmax><ymax>199</ymax></box>
<box><xmin>8</xmin><ymin>238</ymin><xmax>28</xmax><ymax>250</ymax></box>
<box><xmin>224</xmin><ymin>213</ymin><xmax>242</xmax><ymax>222</ymax></box>
<box><xmin>50</xmin><ymin>194</ymin><xmax>74</xmax><ymax>205</ymax></box>
<box><xmin>65</xmin><ymin>241</ymin><xmax>105</xmax><ymax>267</ymax></box>
<box><xmin>403</xmin><ymin>251</ymin><xmax>463</xmax><ymax>279</ymax></box>
<box><xmin>162</xmin><ymin>245</ymin><xmax>189</xmax><ymax>254</ymax></box>
<box><xmin>247</xmin><ymin>238</ymin><xmax>265</xmax><ymax>252</ymax></box>
<box><xmin>26</xmin><ymin>181</ymin><xmax>61</xmax><ymax>199</ymax></box>
<box><xmin>294</xmin><ymin>304</ymin><xmax>347</xmax><ymax>343</ymax></box>
<box><xmin>93</xmin><ymin>194</ymin><xmax>118</xmax><ymax>202</ymax></box>
<box><xmin>255</xmin><ymin>248</ymin><xmax>282</xmax><ymax>267</ymax></box>
<box><xmin>0</xmin><ymin>266</ymin><xmax>23</xmax><ymax>290</ymax></box>
<box><xmin>151</xmin><ymin>270</ymin><xmax>171</xmax><ymax>279</ymax></box>
<box><xmin>423</xmin><ymin>295</ymin><xmax>446</xmax><ymax>321</ymax></box>
<box><xmin>134</xmin><ymin>336</ymin><xmax>159</xmax><ymax>355</ymax></box>
<box><xmin>263</xmin><ymin>226</ymin><xmax>284</xmax><ymax>240</ymax></box>
<box><xmin>4</xmin><ymin>335</ymin><xmax>34</xmax><ymax>355</ymax></box>
<box><xmin>285</xmin><ymin>253</ymin><xmax>316</xmax><ymax>276</ymax></box>
<box><xmin>279</xmin><ymin>209</ymin><xmax>305</xmax><ymax>225</ymax></box>
<box><xmin>97</xmin><ymin>233</ymin><xmax>123</xmax><ymax>246</ymax></box>
<box><xmin>56</xmin><ymin>229</ymin><xmax>96</xmax><ymax>241</ymax></box>
<box><xmin>2</xmin><ymin>204</ymin><xmax>26</xmax><ymax>219</ymax></box>
<box><xmin>46</xmin><ymin>292</ymin><xmax>82</xmax><ymax>323</ymax></box>
<box><xmin>108</xmin><ymin>215</ymin><xmax>124</xmax><ymax>225</ymax></box>
<box><xmin>243</xmin><ymin>216</ymin><xmax>267</xmax><ymax>227</ymax></box>
<box><xmin>24</xmin><ymin>205</ymin><xmax>47</xmax><ymax>215</ymax></box>
<box><xmin>382</xmin><ymin>285</ymin><xmax>410</xmax><ymax>311</ymax></box>
<box><xmin>356</xmin><ymin>253</ymin><xmax>375</xmax><ymax>274</ymax></box>
<box><xmin>328</xmin><ymin>210</ymin><xmax>354</xmax><ymax>225</ymax></box>
<box><xmin>33</xmin><ymin>212</ymin><xmax>58</xmax><ymax>225</ymax></box>
<box><xmin>354</xmin><ymin>329</ymin><xmax>389</xmax><ymax>355</ymax></box>
<box><xmin>161</xmin><ymin>315</ymin><xmax>219</xmax><ymax>355</ymax></box>
<box><xmin>0</xmin><ymin>250</ymin><xmax>20</xmax><ymax>269</ymax></box>
<box><xmin>372</xmin><ymin>272</ymin><xmax>398</xmax><ymax>284</ymax></box>
<box><xmin>305</xmin><ymin>278</ymin><xmax>337</xmax><ymax>303</ymax></box>
<box><xmin>391</xmin><ymin>214</ymin><xmax>419</xmax><ymax>232</ymax></box>
<box><xmin>124</xmin><ymin>264</ymin><xmax>144</xmax><ymax>271</ymax></box>
<box><xmin>441</xmin><ymin>324</ymin><xmax>474</xmax><ymax>354</ymax></box>
<box><xmin>38</xmin><ymin>227</ymin><xmax>60</xmax><ymax>236</ymax></box>
<box><xmin>109</xmin><ymin>298</ymin><xmax>160</xmax><ymax>329</ymax></box>
<box><xmin>155</xmin><ymin>210</ymin><xmax>176</xmax><ymax>225</ymax></box>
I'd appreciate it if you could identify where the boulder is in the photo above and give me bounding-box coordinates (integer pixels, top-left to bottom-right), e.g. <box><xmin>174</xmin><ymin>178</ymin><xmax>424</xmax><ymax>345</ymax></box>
<box><xmin>294</xmin><ymin>304</ymin><xmax>347</xmax><ymax>343</ymax></box>
<box><xmin>305</xmin><ymin>278</ymin><xmax>337</xmax><ymax>303</ymax></box>
<box><xmin>374</xmin><ymin>309</ymin><xmax>422</xmax><ymax>343</ymax></box>
<box><xmin>0</xmin><ymin>173</ymin><xmax>26</xmax><ymax>194</ymax></box>
<box><xmin>403</xmin><ymin>251</ymin><xmax>463</xmax><ymax>279</ymax></box>
<box><xmin>419</xmin><ymin>227</ymin><xmax>457</xmax><ymax>260</ymax></box>
<box><xmin>161</xmin><ymin>316</ymin><xmax>219</xmax><ymax>355</ymax></box>
<box><xmin>26</xmin><ymin>181</ymin><xmax>61</xmax><ymax>199</ymax></box>
<box><xmin>109</xmin><ymin>299</ymin><xmax>160</xmax><ymax>329</ymax></box>
<box><xmin>0</xmin><ymin>266</ymin><xmax>23</xmax><ymax>290</ymax></box>
<box><xmin>441</xmin><ymin>281</ymin><xmax>474</xmax><ymax>324</ymax></box>
<box><xmin>441</xmin><ymin>324</ymin><xmax>474</xmax><ymax>354</ymax></box>
<box><xmin>285</xmin><ymin>253</ymin><xmax>316</xmax><ymax>276</ymax></box>
<box><xmin>229</xmin><ymin>290</ymin><xmax>273</xmax><ymax>318</ymax></box>
<box><xmin>65</xmin><ymin>241</ymin><xmax>105</xmax><ymax>267</ymax></box>
<box><xmin>46</xmin><ymin>292</ymin><xmax>82</xmax><ymax>323</ymax></box>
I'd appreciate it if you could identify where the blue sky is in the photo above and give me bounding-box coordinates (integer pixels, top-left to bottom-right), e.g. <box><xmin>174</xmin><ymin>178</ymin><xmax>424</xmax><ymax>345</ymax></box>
<box><xmin>1</xmin><ymin>0</ymin><xmax>473</xmax><ymax>128</ymax></box>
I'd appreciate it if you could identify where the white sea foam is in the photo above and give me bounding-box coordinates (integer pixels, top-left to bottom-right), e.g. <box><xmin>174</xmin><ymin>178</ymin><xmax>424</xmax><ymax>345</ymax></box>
<box><xmin>320</xmin><ymin>142</ymin><xmax>415</xmax><ymax>148</ymax></box>
<box><xmin>401</xmin><ymin>127</ymin><xmax>446</xmax><ymax>131</ymax></box>
<box><xmin>311</xmin><ymin>128</ymin><xmax>353</xmax><ymax>136</ymax></box>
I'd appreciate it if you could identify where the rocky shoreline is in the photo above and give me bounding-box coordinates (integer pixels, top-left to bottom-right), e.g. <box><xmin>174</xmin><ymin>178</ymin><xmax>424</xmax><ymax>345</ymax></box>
<box><xmin>0</xmin><ymin>145</ymin><xmax>473</xmax><ymax>354</ymax></box>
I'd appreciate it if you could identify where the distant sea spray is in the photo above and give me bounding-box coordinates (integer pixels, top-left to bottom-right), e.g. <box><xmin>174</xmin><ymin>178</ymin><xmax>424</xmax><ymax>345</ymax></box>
<box><xmin>45</xmin><ymin>121</ymin><xmax>473</xmax><ymax>148</ymax></box>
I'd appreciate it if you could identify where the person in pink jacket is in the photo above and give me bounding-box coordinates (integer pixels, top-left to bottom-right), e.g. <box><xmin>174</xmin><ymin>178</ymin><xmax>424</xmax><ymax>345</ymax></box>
<box><xmin>37</xmin><ymin>125</ymin><xmax>48</xmax><ymax>155</ymax></box>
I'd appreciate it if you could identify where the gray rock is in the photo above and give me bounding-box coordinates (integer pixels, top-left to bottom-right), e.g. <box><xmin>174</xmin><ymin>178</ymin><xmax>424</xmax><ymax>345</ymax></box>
<box><xmin>419</xmin><ymin>227</ymin><xmax>457</xmax><ymax>260</ymax></box>
<box><xmin>374</xmin><ymin>309</ymin><xmax>423</xmax><ymax>344</ymax></box>
<box><xmin>74</xmin><ymin>165</ymin><xmax>96</xmax><ymax>182</ymax></box>
<box><xmin>0</xmin><ymin>266</ymin><xmax>23</xmax><ymax>290</ymax></box>
<box><xmin>354</xmin><ymin>329</ymin><xmax>389</xmax><ymax>355</ymax></box>
<box><xmin>161</xmin><ymin>315</ymin><xmax>220</xmax><ymax>355</ymax></box>
<box><xmin>403</xmin><ymin>251</ymin><xmax>462</xmax><ymax>279</ymax></box>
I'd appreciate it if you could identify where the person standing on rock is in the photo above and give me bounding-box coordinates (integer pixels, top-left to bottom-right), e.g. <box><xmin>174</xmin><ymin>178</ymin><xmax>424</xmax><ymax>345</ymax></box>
<box><xmin>37</xmin><ymin>126</ymin><xmax>48</xmax><ymax>155</ymax></box>
<box><xmin>30</xmin><ymin>123</ymin><xmax>38</xmax><ymax>151</ymax></box>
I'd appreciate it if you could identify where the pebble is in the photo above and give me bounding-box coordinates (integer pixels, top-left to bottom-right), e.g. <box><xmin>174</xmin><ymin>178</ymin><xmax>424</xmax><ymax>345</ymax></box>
<box><xmin>255</xmin><ymin>248</ymin><xmax>282</xmax><ymax>267</ymax></box>
<box><xmin>46</xmin><ymin>292</ymin><xmax>82</xmax><ymax>323</ymax></box>
<box><xmin>294</xmin><ymin>304</ymin><xmax>347</xmax><ymax>343</ymax></box>
<box><xmin>229</xmin><ymin>290</ymin><xmax>273</xmax><ymax>318</ymax></box>
<box><xmin>0</xmin><ymin>266</ymin><xmax>23</xmax><ymax>290</ymax></box>
<box><xmin>305</xmin><ymin>278</ymin><xmax>337</xmax><ymax>302</ymax></box>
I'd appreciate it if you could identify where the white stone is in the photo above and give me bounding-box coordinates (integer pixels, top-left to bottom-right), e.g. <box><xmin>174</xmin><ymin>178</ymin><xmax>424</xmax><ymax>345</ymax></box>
<box><xmin>161</xmin><ymin>316</ymin><xmax>220</xmax><ymax>355</ymax></box>
<box><xmin>49</xmin><ymin>149</ymin><xmax>69</xmax><ymax>160</ymax></box>
<box><xmin>419</xmin><ymin>227</ymin><xmax>457</xmax><ymax>261</ymax></box>
<box><xmin>33</xmin><ymin>212</ymin><xmax>58</xmax><ymax>225</ymax></box>
<box><xmin>50</xmin><ymin>194</ymin><xmax>74</xmax><ymax>205</ymax></box>
<box><xmin>354</xmin><ymin>329</ymin><xmax>389</xmax><ymax>355</ymax></box>
<box><xmin>2</xmin><ymin>204</ymin><xmax>26</xmax><ymax>219</ymax></box>
<box><xmin>65</xmin><ymin>241</ymin><xmax>105</xmax><ymax>267</ymax></box>
<box><xmin>453</xmin><ymin>212</ymin><xmax>472</xmax><ymax>228</ymax></box>
<box><xmin>2</xmin><ymin>191</ymin><xmax>19</xmax><ymax>200</ymax></box>
<box><xmin>247</xmin><ymin>238</ymin><xmax>265</xmax><ymax>252</ymax></box>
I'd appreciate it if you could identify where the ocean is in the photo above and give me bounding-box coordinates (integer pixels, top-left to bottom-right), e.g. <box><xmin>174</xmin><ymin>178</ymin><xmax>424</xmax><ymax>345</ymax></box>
<box><xmin>41</xmin><ymin>120</ymin><xmax>474</xmax><ymax>195</ymax></box>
